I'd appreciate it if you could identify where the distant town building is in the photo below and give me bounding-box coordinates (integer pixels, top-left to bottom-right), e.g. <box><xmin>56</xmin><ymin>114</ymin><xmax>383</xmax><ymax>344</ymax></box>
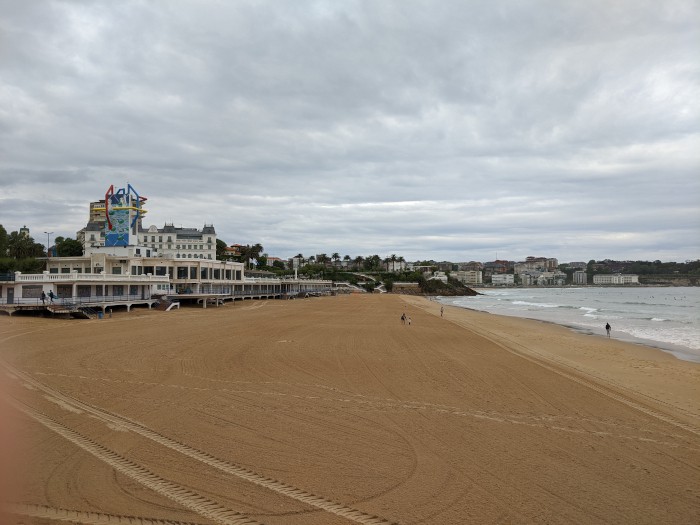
<box><xmin>568</xmin><ymin>262</ymin><xmax>587</xmax><ymax>270</ymax></box>
<box><xmin>491</xmin><ymin>274</ymin><xmax>515</xmax><ymax>286</ymax></box>
<box><xmin>483</xmin><ymin>260</ymin><xmax>513</xmax><ymax>277</ymax></box>
<box><xmin>451</xmin><ymin>270</ymin><xmax>483</xmax><ymax>285</ymax></box>
<box><xmin>429</xmin><ymin>271</ymin><xmax>449</xmax><ymax>283</ymax></box>
<box><xmin>514</xmin><ymin>256</ymin><xmax>559</xmax><ymax>274</ymax></box>
<box><xmin>593</xmin><ymin>274</ymin><xmax>639</xmax><ymax>285</ymax></box>
<box><xmin>573</xmin><ymin>270</ymin><xmax>587</xmax><ymax>285</ymax></box>
<box><xmin>384</xmin><ymin>259</ymin><xmax>407</xmax><ymax>272</ymax></box>
<box><xmin>457</xmin><ymin>261</ymin><xmax>483</xmax><ymax>272</ymax></box>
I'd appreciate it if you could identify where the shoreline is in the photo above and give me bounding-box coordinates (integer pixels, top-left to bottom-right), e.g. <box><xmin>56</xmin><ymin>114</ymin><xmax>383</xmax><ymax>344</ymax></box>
<box><xmin>434</xmin><ymin>288</ymin><xmax>700</xmax><ymax>364</ymax></box>
<box><xmin>440</xmin><ymin>300</ymin><xmax>700</xmax><ymax>364</ymax></box>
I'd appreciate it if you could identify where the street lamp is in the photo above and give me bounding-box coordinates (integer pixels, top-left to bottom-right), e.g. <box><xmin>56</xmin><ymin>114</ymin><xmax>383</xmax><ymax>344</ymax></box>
<box><xmin>44</xmin><ymin>231</ymin><xmax>53</xmax><ymax>257</ymax></box>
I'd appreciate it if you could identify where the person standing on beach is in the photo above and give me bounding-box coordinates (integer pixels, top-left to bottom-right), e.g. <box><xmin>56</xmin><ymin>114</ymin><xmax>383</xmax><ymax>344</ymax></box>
<box><xmin>605</xmin><ymin>322</ymin><xmax>611</xmax><ymax>337</ymax></box>
<box><xmin>407</xmin><ymin>316</ymin><xmax>412</xmax><ymax>326</ymax></box>
<box><xmin>401</xmin><ymin>313</ymin><xmax>406</xmax><ymax>325</ymax></box>
<box><xmin>40</xmin><ymin>291</ymin><xmax>46</xmax><ymax>305</ymax></box>
<box><xmin>440</xmin><ymin>306</ymin><xmax>444</xmax><ymax>317</ymax></box>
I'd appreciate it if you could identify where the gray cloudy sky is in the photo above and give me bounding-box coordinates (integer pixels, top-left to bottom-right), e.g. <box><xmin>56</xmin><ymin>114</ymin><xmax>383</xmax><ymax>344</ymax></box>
<box><xmin>1</xmin><ymin>0</ymin><xmax>698</xmax><ymax>262</ymax></box>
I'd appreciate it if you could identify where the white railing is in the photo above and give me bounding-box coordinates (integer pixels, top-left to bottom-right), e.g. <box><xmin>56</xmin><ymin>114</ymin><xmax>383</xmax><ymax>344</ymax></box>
<box><xmin>14</xmin><ymin>272</ymin><xmax>170</xmax><ymax>283</ymax></box>
<box><xmin>0</xmin><ymin>294</ymin><xmax>152</xmax><ymax>306</ymax></box>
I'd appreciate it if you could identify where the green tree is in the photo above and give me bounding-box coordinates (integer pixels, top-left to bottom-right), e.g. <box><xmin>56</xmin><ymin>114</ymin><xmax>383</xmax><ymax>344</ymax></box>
<box><xmin>56</xmin><ymin>237</ymin><xmax>83</xmax><ymax>257</ymax></box>
<box><xmin>331</xmin><ymin>252</ymin><xmax>340</xmax><ymax>266</ymax></box>
<box><xmin>216</xmin><ymin>239</ymin><xmax>228</xmax><ymax>260</ymax></box>
<box><xmin>7</xmin><ymin>231</ymin><xmax>44</xmax><ymax>258</ymax></box>
<box><xmin>0</xmin><ymin>224</ymin><xmax>8</xmax><ymax>256</ymax></box>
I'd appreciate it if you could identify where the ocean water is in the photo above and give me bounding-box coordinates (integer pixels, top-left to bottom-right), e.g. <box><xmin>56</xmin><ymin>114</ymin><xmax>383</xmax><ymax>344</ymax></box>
<box><xmin>438</xmin><ymin>287</ymin><xmax>700</xmax><ymax>363</ymax></box>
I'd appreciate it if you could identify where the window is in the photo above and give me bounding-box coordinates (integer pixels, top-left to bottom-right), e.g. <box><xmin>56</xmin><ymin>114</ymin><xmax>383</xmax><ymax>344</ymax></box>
<box><xmin>131</xmin><ymin>266</ymin><xmax>137</xmax><ymax>275</ymax></box>
<box><xmin>190</xmin><ymin>267</ymin><xmax>197</xmax><ymax>279</ymax></box>
<box><xmin>61</xmin><ymin>267</ymin><xmax>70</xmax><ymax>273</ymax></box>
<box><xmin>73</xmin><ymin>268</ymin><xmax>82</xmax><ymax>273</ymax></box>
<box><xmin>136</xmin><ymin>248</ymin><xmax>141</xmax><ymax>255</ymax></box>
<box><xmin>177</xmin><ymin>267</ymin><xmax>188</xmax><ymax>279</ymax></box>
<box><xmin>152</xmin><ymin>236</ymin><xmax>156</xmax><ymax>242</ymax></box>
<box><xmin>113</xmin><ymin>285</ymin><xmax>124</xmax><ymax>296</ymax></box>
<box><xmin>156</xmin><ymin>266</ymin><xmax>167</xmax><ymax>276</ymax></box>
<box><xmin>159</xmin><ymin>236</ymin><xmax>162</xmax><ymax>242</ymax></box>
<box><xmin>112</xmin><ymin>267</ymin><xmax>122</xmax><ymax>275</ymax></box>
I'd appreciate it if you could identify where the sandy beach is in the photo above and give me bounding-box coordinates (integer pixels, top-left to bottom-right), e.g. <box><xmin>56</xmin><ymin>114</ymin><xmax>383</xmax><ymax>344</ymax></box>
<box><xmin>1</xmin><ymin>293</ymin><xmax>699</xmax><ymax>524</ymax></box>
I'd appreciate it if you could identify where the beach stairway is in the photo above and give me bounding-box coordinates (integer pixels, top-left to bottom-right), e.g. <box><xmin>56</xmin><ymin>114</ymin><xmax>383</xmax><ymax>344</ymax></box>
<box><xmin>155</xmin><ymin>298</ymin><xmax>179</xmax><ymax>311</ymax></box>
<box><xmin>77</xmin><ymin>306</ymin><xmax>100</xmax><ymax>319</ymax></box>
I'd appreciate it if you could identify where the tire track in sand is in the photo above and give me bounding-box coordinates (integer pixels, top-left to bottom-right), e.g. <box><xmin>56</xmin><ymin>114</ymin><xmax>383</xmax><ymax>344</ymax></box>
<box><xmin>9</xmin><ymin>399</ymin><xmax>263</xmax><ymax>525</ymax></box>
<box><xmin>32</xmin><ymin>371</ymin><xmax>697</xmax><ymax>451</ymax></box>
<box><xmin>6</xmin><ymin>503</ymin><xmax>207</xmax><ymax>525</ymax></box>
<box><xmin>2</xmin><ymin>361</ymin><xmax>398</xmax><ymax>525</ymax></box>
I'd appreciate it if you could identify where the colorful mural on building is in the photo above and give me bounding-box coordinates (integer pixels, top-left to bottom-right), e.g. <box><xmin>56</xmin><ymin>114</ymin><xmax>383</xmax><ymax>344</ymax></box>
<box><xmin>104</xmin><ymin>184</ymin><xmax>147</xmax><ymax>247</ymax></box>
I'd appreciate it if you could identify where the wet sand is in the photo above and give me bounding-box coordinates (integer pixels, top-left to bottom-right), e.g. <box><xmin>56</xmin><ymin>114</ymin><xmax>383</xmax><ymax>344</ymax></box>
<box><xmin>1</xmin><ymin>294</ymin><xmax>699</xmax><ymax>524</ymax></box>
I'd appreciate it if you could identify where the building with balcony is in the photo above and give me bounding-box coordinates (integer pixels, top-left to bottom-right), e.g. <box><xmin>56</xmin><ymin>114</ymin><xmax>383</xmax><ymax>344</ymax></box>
<box><xmin>592</xmin><ymin>274</ymin><xmax>639</xmax><ymax>285</ymax></box>
<box><xmin>1</xmin><ymin>184</ymin><xmax>333</xmax><ymax>314</ymax></box>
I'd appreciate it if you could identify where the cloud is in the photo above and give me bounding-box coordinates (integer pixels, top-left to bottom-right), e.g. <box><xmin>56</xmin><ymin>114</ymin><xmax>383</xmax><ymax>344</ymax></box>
<box><xmin>0</xmin><ymin>0</ymin><xmax>698</xmax><ymax>262</ymax></box>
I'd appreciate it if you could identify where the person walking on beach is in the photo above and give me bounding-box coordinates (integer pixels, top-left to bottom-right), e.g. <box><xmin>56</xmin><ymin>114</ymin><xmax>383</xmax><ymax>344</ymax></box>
<box><xmin>407</xmin><ymin>316</ymin><xmax>412</xmax><ymax>326</ymax></box>
<box><xmin>605</xmin><ymin>322</ymin><xmax>611</xmax><ymax>338</ymax></box>
<box><xmin>48</xmin><ymin>290</ymin><xmax>55</xmax><ymax>304</ymax></box>
<box><xmin>401</xmin><ymin>313</ymin><xmax>406</xmax><ymax>325</ymax></box>
<box><xmin>440</xmin><ymin>306</ymin><xmax>444</xmax><ymax>318</ymax></box>
<box><xmin>40</xmin><ymin>291</ymin><xmax>46</xmax><ymax>305</ymax></box>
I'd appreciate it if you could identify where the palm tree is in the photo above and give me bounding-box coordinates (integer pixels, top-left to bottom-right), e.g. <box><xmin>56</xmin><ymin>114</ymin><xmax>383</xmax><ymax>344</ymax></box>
<box><xmin>353</xmin><ymin>256</ymin><xmax>364</xmax><ymax>271</ymax></box>
<box><xmin>343</xmin><ymin>255</ymin><xmax>351</xmax><ymax>268</ymax></box>
<box><xmin>331</xmin><ymin>252</ymin><xmax>340</xmax><ymax>267</ymax></box>
<box><xmin>249</xmin><ymin>243</ymin><xmax>263</xmax><ymax>268</ymax></box>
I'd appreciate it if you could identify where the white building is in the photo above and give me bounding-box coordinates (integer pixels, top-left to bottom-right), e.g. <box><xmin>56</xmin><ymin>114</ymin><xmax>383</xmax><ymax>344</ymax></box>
<box><xmin>491</xmin><ymin>274</ymin><xmax>515</xmax><ymax>286</ymax></box>
<box><xmin>573</xmin><ymin>270</ymin><xmax>587</xmax><ymax>285</ymax></box>
<box><xmin>593</xmin><ymin>274</ymin><xmax>639</xmax><ymax>285</ymax></box>
<box><xmin>429</xmin><ymin>271</ymin><xmax>449</xmax><ymax>283</ymax></box>
<box><xmin>384</xmin><ymin>259</ymin><xmax>407</xmax><ymax>272</ymax></box>
<box><xmin>1</xmin><ymin>184</ymin><xmax>333</xmax><ymax>313</ymax></box>
<box><xmin>450</xmin><ymin>270</ymin><xmax>483</xmax><ymax>285</ymax></box>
